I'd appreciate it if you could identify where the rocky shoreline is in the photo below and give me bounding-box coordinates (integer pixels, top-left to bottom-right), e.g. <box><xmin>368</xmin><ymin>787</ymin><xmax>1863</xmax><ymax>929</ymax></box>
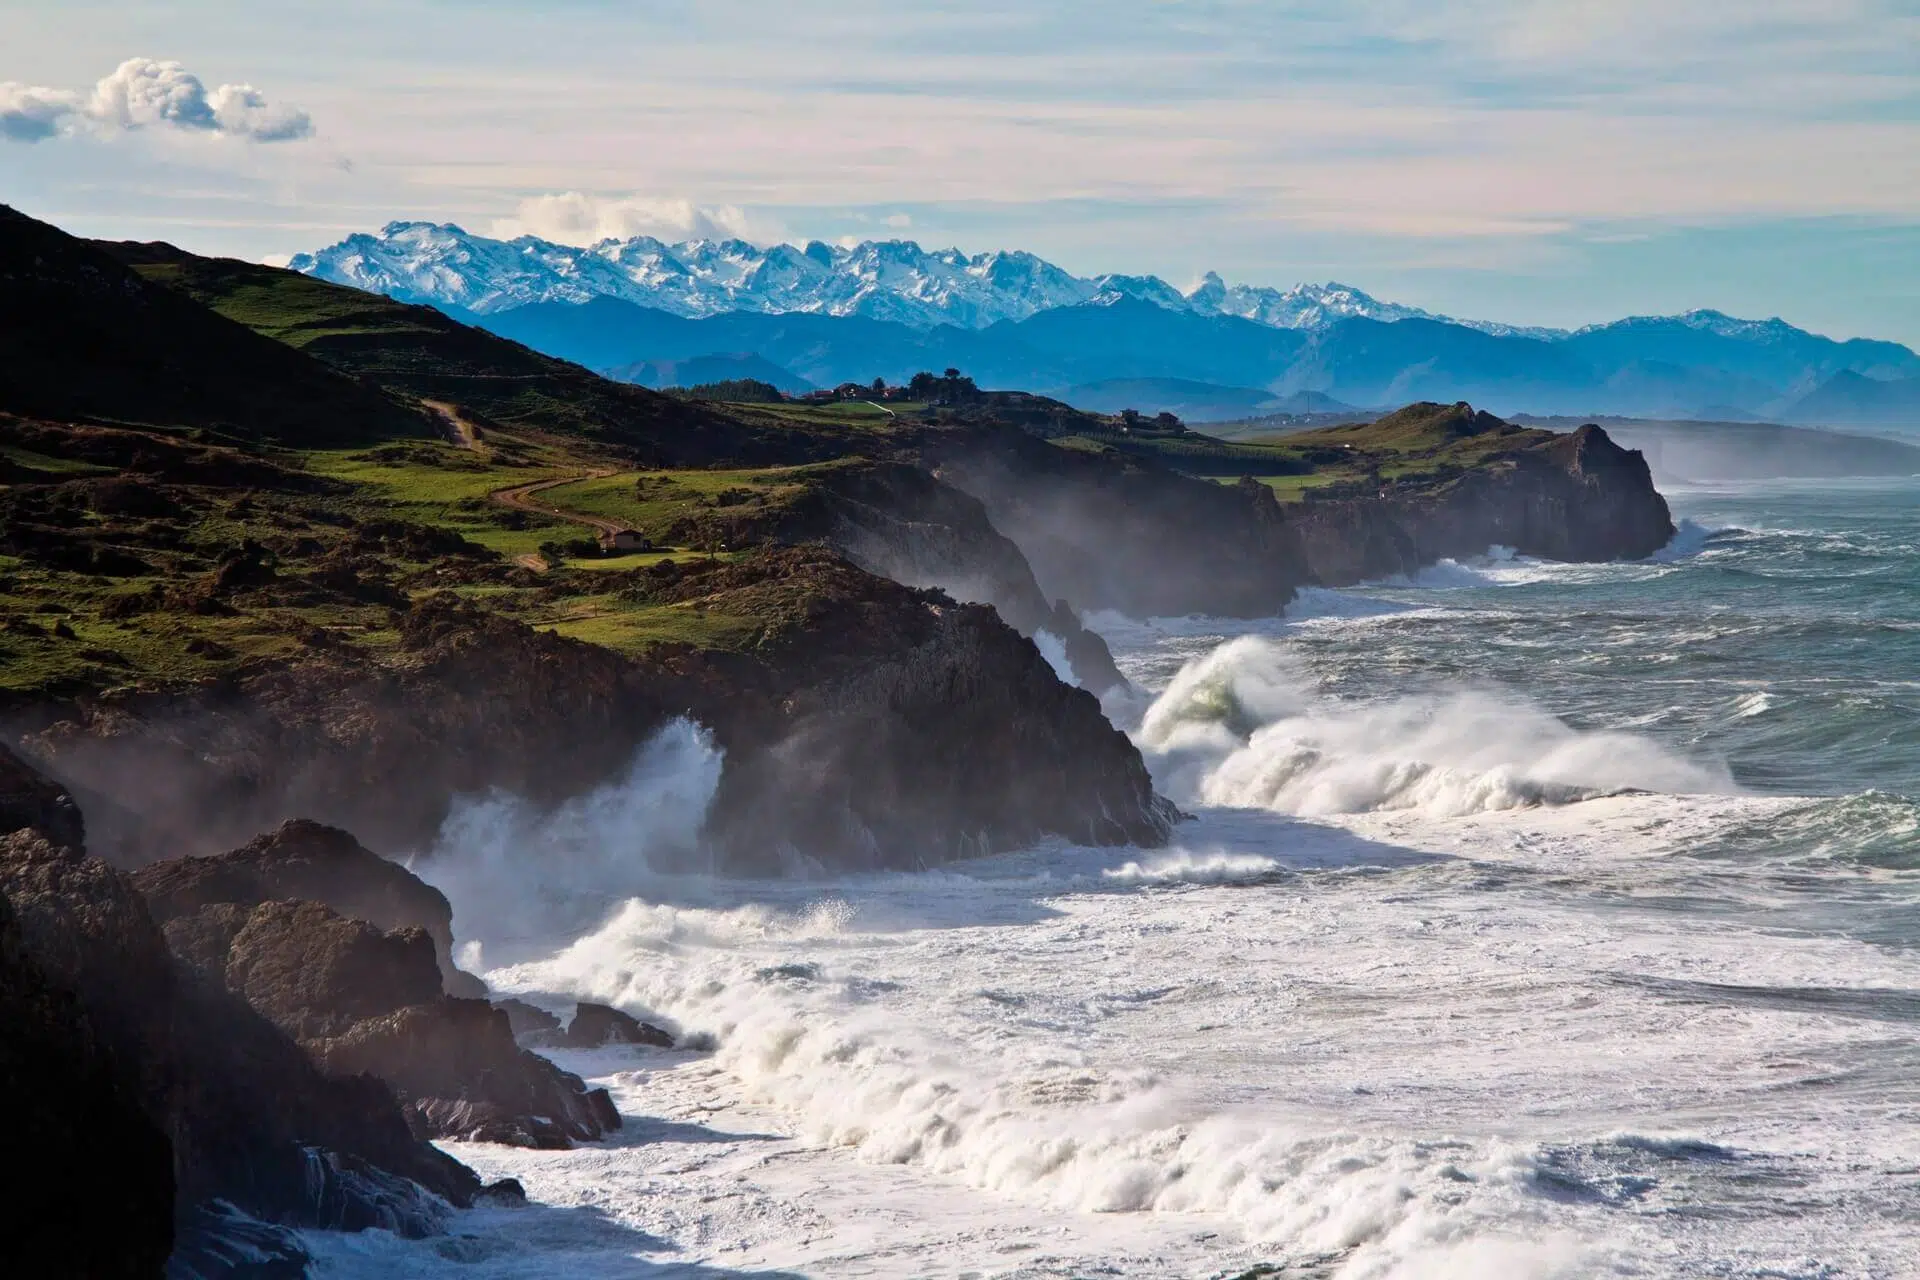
<box><xmin>0</xmin><ymin>203</ymin><xmax>1683</xmax><ymax>1276</ymax></box>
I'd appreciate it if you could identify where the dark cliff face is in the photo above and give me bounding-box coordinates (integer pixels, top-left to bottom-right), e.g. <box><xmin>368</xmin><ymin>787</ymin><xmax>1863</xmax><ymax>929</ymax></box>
<box><xmin>920</xmin><ymin>426</ymin><xmax>1310</xmax><ymax>618</ymax></box>
<box><xmin>0</xmin><ymin>763</ymin><xmax>494</xmax><ymax>1268</ymax></box>
<box><xmin>0</xmin><ymin>866</ymin><xmax>174</xmax><ymax>1277</ymax></box>
<box><xmin>778</xmin><ymin>461</ymin><xmax>1127</xmax><ymax>693</ymax></box>
<box><xmin>24</xmin><ymin>548</ymin><xmax>1172</xmax><ymax>874</ymax></box>
<box><xmin>1288</xmin><ymin>423</ymin><xmax>1675</xmax><ymax>585</ymax></box>
<box><xmin>652</xmin><ymin>549</ymin><xmax>1174</xmax><ymax>868</ymax></box>
<box><xmin>28</xmin><ymin>603</ymin><xmax>674</xmax><ymax>866</ymax></box>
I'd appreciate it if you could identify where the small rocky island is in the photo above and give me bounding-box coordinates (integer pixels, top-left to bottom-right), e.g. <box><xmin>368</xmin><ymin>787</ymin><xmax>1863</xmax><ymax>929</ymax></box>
<box><xmin>0</xmin><ymin>202</ymin><xmax>1674</xmax><ymax>1272</ymax></box>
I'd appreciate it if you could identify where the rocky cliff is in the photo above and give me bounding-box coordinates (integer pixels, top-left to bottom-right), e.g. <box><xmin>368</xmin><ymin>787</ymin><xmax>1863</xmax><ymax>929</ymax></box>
<box><xmin>24</xmin><ymin>547</ymin><xmax>1172</xmax><ymax>873</ymax></box>
<box><xmin>767</xmin><ymin>461</ymin><xmax>1126</xmax><ymax>692</ymax></box>
<box><xmin>918</xmin><ymin>425</ymin><xmax>1313</xmax><ymax>617</ymax></box>
<box><xmin>1286</xmin><ymin>421</ymin><xmax>1675</xmax><ymax>584</ymax></box>
<box><xmin>0</xmin><ymin>755</ymin><xmax>503</xmax><ymax>1275</ymax></box>
<box><xmin>681</xmin><ymin>549</ymin><xmax>1172</xmax><ymax>867</ymax></box>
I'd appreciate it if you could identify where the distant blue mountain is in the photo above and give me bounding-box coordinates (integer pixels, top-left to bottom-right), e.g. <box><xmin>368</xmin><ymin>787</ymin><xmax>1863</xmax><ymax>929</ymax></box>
<box><xmin>465</xmin><ymin>293</ymin><xmax>1920</xmax><ymax>425</ymax></box>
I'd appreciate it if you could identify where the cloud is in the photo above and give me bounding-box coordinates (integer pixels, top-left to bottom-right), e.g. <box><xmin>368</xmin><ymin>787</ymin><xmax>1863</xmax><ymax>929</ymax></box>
<box><xmin>491</xmin><ymin>192</ymin><xmax>773</xmax><ymax>245</ymax></box>
<box><xmin>0</xmin><ymin>83</ymin><xmax>81</xmax><ymax>142</ymax></box>
<box><xmin>1</xmin><ymin>57</ymin><xmax>311</xmax><ymax>144</ymax></box>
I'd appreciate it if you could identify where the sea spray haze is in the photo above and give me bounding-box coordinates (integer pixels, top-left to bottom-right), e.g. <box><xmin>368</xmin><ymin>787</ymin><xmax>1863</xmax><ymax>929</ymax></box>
<box><xmin>420</xmin><ymin>719</ymin><xmax>724</xmax><ymax>959</ymax></box>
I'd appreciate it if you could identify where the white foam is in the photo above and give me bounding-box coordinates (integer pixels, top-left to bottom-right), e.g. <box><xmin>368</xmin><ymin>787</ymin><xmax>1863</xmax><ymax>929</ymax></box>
<box><xmin>1101</xmin><ymin>848</ymin><xmax>1289</xmax><ymax>885</ymax></box>
<box><xmin>338</xmin><ymin>527</ymin><xmax>1917</xmax><ymax>1279</ymax></box>
<box><xmin>1135</xmin><ymin>635</ymin><xmax>1734</xmax><ymax>817</ymax></box>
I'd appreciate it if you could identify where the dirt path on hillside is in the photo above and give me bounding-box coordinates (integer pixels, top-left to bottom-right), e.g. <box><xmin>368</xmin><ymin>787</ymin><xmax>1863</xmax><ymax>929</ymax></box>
<box><xmin>490</xmin><ymin>469</ymin><xmax>626</xmax><ymax>537</ymax></box>
<box><xmin>422</xmin><ymin>400</ymin><xmax>484</xmax><ymax>452</ymax></box>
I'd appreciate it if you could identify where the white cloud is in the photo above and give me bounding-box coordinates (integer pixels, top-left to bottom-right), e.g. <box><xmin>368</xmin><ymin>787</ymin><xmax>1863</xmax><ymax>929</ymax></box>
<box><xmin>884</xmin><ymin>212</ymin><xmax>913</xmax><ymax>228</ymax></box>
<box><xmin>490</xmin><ymin>192</ymin><xmax>773</xmax><ymax>245</ymax></box>
<box><xmin>206</xmin><ymin>82</ymin><xmax>313</xmax><ymax>142</ymax></box>
<box><xmin>0</xmin><ymin>83</ymin><xmax>81</xmax><ymax>142</ymax></box>
<box><xmin>1</xmin><ymin>57</ymin><xmax>311</xmax><ymax>144</ymax></box>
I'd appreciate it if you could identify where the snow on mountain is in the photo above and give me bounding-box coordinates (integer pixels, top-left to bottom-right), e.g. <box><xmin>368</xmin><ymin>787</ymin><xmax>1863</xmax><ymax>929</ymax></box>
<box><xmin>290</xmin><ymin>222</ymin><xmax>1102</xmax><ymax>327</ymax></box>
<box><xmin>296</xmin><ymin>223</ymin><xmax>1817</xmax><ymax>350</ymax></box>
<box><xmin>292</xmin><ymin>222</ymin><xmax>1494</xmax><ymax>332</ymax></box>
<box><xmin>1183</xmin><ymin>273</ymin><xmax>1442</xmax><ymax>328</ymax></box>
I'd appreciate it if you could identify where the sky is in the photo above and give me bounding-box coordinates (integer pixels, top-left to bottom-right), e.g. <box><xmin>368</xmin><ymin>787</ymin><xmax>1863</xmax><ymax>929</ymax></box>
<box><xmin>4</xmin><ymin>0</ymin><xmax>1917</xmax><ymax>343</ymax></box>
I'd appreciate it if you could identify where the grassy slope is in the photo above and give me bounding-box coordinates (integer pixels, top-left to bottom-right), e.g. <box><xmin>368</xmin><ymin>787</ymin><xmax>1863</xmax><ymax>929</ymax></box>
<box><xmin>3</xmin><ymin>213</ymin><xmax>1577</xmax><ymax>699</ymax></box>
<box><xmin>1</xmin><ymin>207</ymin><xmax>429</xmax><ymax>448</ymax></box>
<box><xmin>102</xmin><ymin>244</ymin><xmax>847</xmax><ymax>468</ymax></box>
<box><xmin>0</xmin><ymin>417</ymin><xmax>817</xmax><ymax>698</ymax></box>
<box><xmin>1055</xmin><ymin>401</ymin><xmax>1563</xmax><ymax>500</ymax></box>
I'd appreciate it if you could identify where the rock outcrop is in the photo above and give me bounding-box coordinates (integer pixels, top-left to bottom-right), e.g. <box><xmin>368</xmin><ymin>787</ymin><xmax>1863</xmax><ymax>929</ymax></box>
<box><xmin>313</xmin><ymin>999</ymin><xmax>622</xmax><ymax>1148</ymax></box>
<box><xmin>134</xmin><ymin>819</ymin><xmax>485</xmax><ymax>997</ymax></box>
<box><xmin>770</xmin><ymin>460</ymin><xmax>1127</xmax><ymax>693</ymax></box>
<box><xmin>496</xmin><ymin>997</ymin><xmax>562</xmax><ymax>1040</ymax></box>
<box><xmin>919</xmin><ymin>410</ymin><xmax>1671</xmax><ymax>616</ymax></box>
<box><xmin>564</xmin><ymin>1001</ymin><xmax>674</xmax><ymax>1048</ymax></box>
<box><xmin>134</xmin><ymin>828</ymin><xmax>623</xmax><ymax>1149</ymax></box>
<box><xmin>663</xmin><ymin>549</ymin><xmax>1175</xmax><ymax>868</ymax></box>
<box><xmin>30</xmin><ymin>547</ymin><xmax>1175</xmax><ymax>873</ymax></box>
<box><xmin>1288</xmin><ymin>421</ymin><xmax>1675</xmax><ymax>584</ymax></box>
<box><xmin>0</xmin><ymin>826</ymin><xmax>486</xmax><ymax>1258</ymax></box>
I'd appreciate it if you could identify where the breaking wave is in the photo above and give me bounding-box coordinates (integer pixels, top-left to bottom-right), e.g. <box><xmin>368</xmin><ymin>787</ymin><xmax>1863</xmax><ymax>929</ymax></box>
<box><xmin>413</xmin><ymin>718</ymin><xmax>723</xmax><ymax>956</ymax></box>
<box><xmin>493</xmin><ymin>899</ymin><xmax>1590</xmax><ymax>1279</ymax></box>
<box><xmin>1136</xmin><ymin>636</ymin><xmax>1733</xmax><ymax>817</ymax></box>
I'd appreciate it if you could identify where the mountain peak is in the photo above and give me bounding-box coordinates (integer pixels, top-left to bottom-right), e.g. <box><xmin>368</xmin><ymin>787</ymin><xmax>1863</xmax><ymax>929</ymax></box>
<box><xmin>288</xmin><ymin>221</ymin><xmax>1876</xmax><ymax>357</ymax></box>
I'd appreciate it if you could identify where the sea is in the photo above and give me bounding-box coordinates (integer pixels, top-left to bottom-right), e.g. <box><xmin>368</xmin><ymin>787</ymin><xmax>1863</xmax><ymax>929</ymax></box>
<box><xmin>310</xmin><ymin>475</ymin><xmax>1920</xmax><ymax>1279</ymax></box>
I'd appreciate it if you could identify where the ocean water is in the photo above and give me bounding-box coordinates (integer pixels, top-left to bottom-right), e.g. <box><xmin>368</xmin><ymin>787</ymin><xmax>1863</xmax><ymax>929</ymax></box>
<box><xmin>316</xmin><ymin>476</ymin><xmax>1920</xmax><ymax>1279</ymax></box>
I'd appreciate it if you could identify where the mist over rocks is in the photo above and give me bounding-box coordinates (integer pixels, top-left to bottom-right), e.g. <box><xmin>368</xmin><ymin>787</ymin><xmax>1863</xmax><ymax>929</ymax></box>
<box><xmin>0</xmin><ymin>741</ymin><xmax>84</xmax><ymax>850</ymax></box>
<box><xmin>740</xmin><ymin>458</ymin><xmax>1128</xmax><ymax>694</ymax></box>
<box><xmin>921</xmin><ymin>426</ymin><xmax>1312</xmax><ymax>617</ymax></box>
<box><xmin>27</xmin><ymin>546</ymin><xmax>1175</xmax><ymax>876</ymax></box>
<box><xmin>674</xmin><ymin>548</ymin><xmax>1174</xmax><ymax>867</ymax></box>
<box><xmin>26</xmin><ymin>593</ymin><xmax>674</xmax><ymax>865</ymax></box>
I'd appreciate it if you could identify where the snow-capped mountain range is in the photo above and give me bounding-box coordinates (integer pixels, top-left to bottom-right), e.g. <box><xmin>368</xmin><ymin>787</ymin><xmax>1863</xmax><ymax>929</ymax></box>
<box><xmin>287</xmin><ymin>221</ymin><xmax>1920</xmax><ymax>429</ymax></box>
<box><xmin>289</xmin><ymin>221</ymin><xmax>1534</xmax><ymax>334</ymax></box>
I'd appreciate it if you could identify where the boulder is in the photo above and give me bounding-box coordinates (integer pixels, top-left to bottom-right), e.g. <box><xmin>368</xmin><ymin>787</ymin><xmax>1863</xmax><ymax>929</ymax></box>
<box><xmin>565</xmin><ymin>1001</ymin><xmax>675</xmax><ymax>1048</ymax></box>
<box><xmin>222</xmin><ymin>900</ymin><xmax>444</xmax><ymax>1041</ymax></box>
<box><xmin>144</xmin><ymin>883</ymin><xmax>621</xmax><ymax>1151</ymax></box>
<box><xmin>134</xmin><ymin>819</ymin><xmax>484</xmax><ymax>997</ymax></box>
<box><xmin>313</xmin><ymin>999</ymin><xmax>622</xmax><ymax>1147</ymax></box>
<box><xmin>495</xmin><ymin>996</ymin><xmax>562</xmax><ymax>1040</ymax></box>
